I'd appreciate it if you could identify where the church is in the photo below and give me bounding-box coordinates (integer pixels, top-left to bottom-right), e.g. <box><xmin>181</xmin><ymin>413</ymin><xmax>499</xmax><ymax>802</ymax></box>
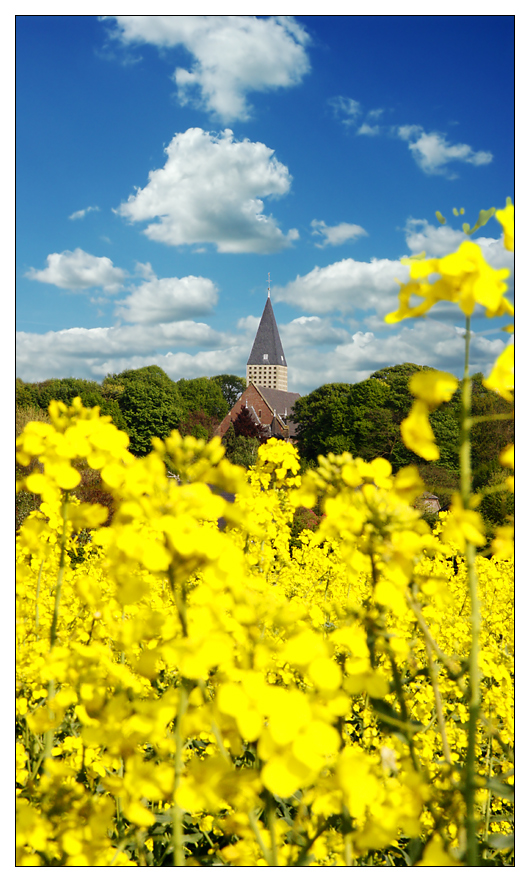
<box><xmin>215</xmin><ymin>288</ymin><xmax>300</xmax><ymax>442</ymax></box>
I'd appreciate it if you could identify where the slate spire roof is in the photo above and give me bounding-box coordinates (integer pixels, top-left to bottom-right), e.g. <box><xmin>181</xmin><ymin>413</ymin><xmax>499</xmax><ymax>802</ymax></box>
<box><xmin>247</xmin><ymin>297</ymin><xmax>287</xmax><ymax>367</ymax></box>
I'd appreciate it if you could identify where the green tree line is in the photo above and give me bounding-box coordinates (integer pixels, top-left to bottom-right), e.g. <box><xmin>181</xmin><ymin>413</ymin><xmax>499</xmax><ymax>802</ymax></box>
<box><xmin>16</xmin><ymin>362</ymin><xmax>513</xmax><ymax>532</ymax></box>
<box><xmin>292</xmin><ymin>363</ymin><xmax>513</xmax><ymax>531</ymax></box>
<box><xmin>16</xmin><ymin>368</ymin><xmax>246</xmax><ymax>457</ymax></box>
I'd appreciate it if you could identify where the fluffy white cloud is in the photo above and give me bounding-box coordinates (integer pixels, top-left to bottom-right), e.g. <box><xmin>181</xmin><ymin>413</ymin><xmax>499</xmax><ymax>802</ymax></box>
<box><xmin>274</xmin><ymin>257</ymin><xmax>410</xmax><ymax>316</ymax></box>
<box><xmin>404</xmin><ymin>218</ymin><xmax>468</xmax><ymax>256</ymax></box>
<box><xmin>397</xmin><ymin>126</ymin><xmax>493</xmax><ymax>177</ymax></box>
<box><xmin>105</xmin><ymin>15</ymin><xmax>310</xmax><ymax>122</ymax></box>
<box><xmin>115</xmin><ymin>275</ymin><xmax>218</xmax><ymax>324</ymax></box>
<box><xmin>287</xmin><ymin>319</ymin><xmax>508</xmax><ymax>393</ymax></box>
<box><xmin>335</xmin><ymin>320</ymin><xmax>505</xmax><ymax>375</ymax></box>
<box><xmin>69</xmin><ymin>205</ymin><xmax>100</xmax><ymax>221</ymax></box>
<box><xmin>116</xmin><ymin>128</ymin><xmax>298</xmax><ymax>253</ymax></box>
<box><xmin>281</xmin><ymin>316</ymin><xmax>351</xmax><ymax>349</ymax></box>
<box><xmin>25</xmin><ymin>249</ymin><xmax>126</xmax><ymax>293</ymax></box>
<box><xmin>16</xmin><ymin>321</ymin><xmax>235</xmax><ymax>382</ymax></box>
<box><xmin>96</xmin><ymin>349</ymin><xmax>247</xmax><ymax>382</ymax></box>
<box><xmin>311</xmin><ymin>219</ymin><xmax>368</xmax><ymax>248</ymax></box>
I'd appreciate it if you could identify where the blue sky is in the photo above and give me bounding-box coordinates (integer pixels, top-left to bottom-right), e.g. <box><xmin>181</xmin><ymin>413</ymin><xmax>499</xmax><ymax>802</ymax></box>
<box><xmin>16</xmin><ymin>14</ymin><xmax>514</xmax><ymax>395</ymax></box>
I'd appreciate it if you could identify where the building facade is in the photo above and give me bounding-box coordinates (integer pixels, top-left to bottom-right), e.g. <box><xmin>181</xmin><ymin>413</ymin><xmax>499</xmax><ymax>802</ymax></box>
<box><xmin>215</xmin><ymin>383</ymin><xmax>300</xmax><ymax>441</ymax></box>
<box><xmin>216</xmin><ymin>292</ymin><xmax>300</xmax><ymax>441</ymax></box>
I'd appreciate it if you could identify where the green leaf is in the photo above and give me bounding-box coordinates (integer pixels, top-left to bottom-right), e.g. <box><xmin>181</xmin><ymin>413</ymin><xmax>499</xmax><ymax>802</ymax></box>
<box><xmin>486</xmin><ymin>833</ymin><xmax>514</xmax><ymax>850</ymax></box>
<box><xmin>435</xmin><ymin>211</ymin><xmax>446</xmax><ymax>225</ymax></box>
<box><xmin>460</xmin><ymin>207</ymin><xmax>465</xmax><ymax>215</ymax></box>
<box><xmin>462</xmin><ymin>222</ymin><xmax>471</xmax><ymax>235</ymax></box>
<box><xmin>481</xmin><ymin>776</ymin><xmax>514</xmax><ymax>801</ymax></box>
<box><xmin>452</xmin><ymin>207</ymin><xmax>459</xmax><ymax>216</ymax></box>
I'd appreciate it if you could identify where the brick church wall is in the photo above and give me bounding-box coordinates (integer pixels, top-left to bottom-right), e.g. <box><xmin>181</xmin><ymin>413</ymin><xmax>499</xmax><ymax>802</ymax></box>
<box><xmin>215</xmin><ymin>384</ymin><xmax>275</xmax><ymax>437</ymax></box>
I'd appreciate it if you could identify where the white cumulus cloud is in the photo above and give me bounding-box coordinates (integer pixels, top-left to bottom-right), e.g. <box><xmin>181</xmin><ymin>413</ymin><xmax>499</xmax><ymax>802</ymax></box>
<box><xmin>404</xmin><ymin>218</ymin><xmax>468</xmax><ymax>256</ymax></box>
<box><xmin>15</xmin><ymin>321</ymin><xmax>235</xmax><ymax>382</ymax></box>
<box><xmin>25</xmin><ymin>249</ymin><xmax>126</xmax><ymax>293</ymax></box>
<box><xmin>105</xmin><ymin>15</ymin><xmax>310</xmax><ymax>122</ymax></box>
<box><xmin>311</xmin><ymin>219</ymin><xmax>368</xmax><ymax>248</ymax></box>
<box><xmin>116</xmin><ymin>128</ymin><xmax>298</xmax><ymax>253</ymax></box>
<box><xmin>115</xmin><ymin>275</ymin><xmax>218</xmax><ymax>324</ymax></box>
<box><xmin>274</xmin><ymin>257</ymin><xmax>410</xmax><ymax>316</ymax></box>
<box><xmin>397</xmin><ymin>126</ymin><xmax>493</xmax><ymax>177</ymax></box>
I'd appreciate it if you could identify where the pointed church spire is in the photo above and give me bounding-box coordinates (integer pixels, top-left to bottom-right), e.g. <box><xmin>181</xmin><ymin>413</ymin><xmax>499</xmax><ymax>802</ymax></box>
<box><xmin>246</xmin><ymin>279</ymin><xmax>288</xmax><ymax>391</ymax></box>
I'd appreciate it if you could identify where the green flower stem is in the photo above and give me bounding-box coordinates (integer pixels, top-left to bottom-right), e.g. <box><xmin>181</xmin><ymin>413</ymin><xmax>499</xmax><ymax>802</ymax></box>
<box><xmin>460</xmin><ymin>316</ymin><xmax>481</xmax><ymax>866</ymax></box>
<box><xmin>266</xmin><ymin>791</ymin><xmax>278</xmax><ymax>867</ymax></box>
<box><xmin>407</xmin><ymin>593</ymin><xmax>462</xmax><ymax>678</ymax></box>
<box><xmin>425</xmin><ymin>641</ymin><xmax>453</xmax><ymax>767</ymax></box>
<box><xmin>35</xmin><ymin>560</ymin><xmax>43</xmax><ymax>635</ymax></box>
<box><xmin>470</xmin><ymin>412</ymin><xmax>514</xmax><ymax>425</ymax></box>
<box><xmin>172</xmin><ymin>683</ymin><xmax>190</xmax><ymax>868</ymax></box>
<box><xmin>44</xmin><ymin>491</ymin><xmax>69</xmax><ymax>766</ymax></box>
<box><xmin>168</xmin><ymin>565</ymin><xmax>188</xmax><ymax>638</ymax></box>
<box><xmin>49</xmin><ymin>491</ymin><xmax>69</xmax><ymax>651</ymax></box>
<box><xmin>248</xmin><ymin>808</ymin><xmax>274</xmax><ymax>866</ymax></box>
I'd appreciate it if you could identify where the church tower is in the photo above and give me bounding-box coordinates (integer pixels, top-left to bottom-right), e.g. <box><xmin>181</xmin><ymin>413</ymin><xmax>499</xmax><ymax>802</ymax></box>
<box><xmin>246</xmin><ymin>276</ymin><xmax>288</xmax><ymax>391</ymax></box>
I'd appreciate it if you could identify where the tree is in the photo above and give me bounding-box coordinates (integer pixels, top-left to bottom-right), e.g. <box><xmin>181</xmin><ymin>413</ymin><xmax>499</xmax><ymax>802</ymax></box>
<box><xmin>180</xmin><ymin>409</ymin><xmax>219</xmax><ymax>442</ymax></box>
<box><xmin>222</xmin><ymin>422</ymin><xmax>261</xmax><ymax>468</ymax></box>
<box><xmin>470</xmin><ymin>373</ymin><xmax>514</xmax><ymax>490</ymax></box>
<box><xmin>232</xmin><ymin>406</ymin><xmax>269</xmax><ymax>441</ymax></box>
<box><xmin>291</xmin><ymin>384</ymin><xmax>352</xmax><ymax>463</ymax></box>
<box><xmin>222</xmin><ymin>406</ymin><xmax>269</xmax><ymax>468</ymax></box>
<box><xmin>292</xmin><ymin>364</ymin><xmax>463</xmax><ymax>477</ymax></box>
<box><xmin>175</xmin><ymin>377</ymin><xmax>229</xmax><ymax>422</ymax></box>
<box><xmin>16</xmin><ymin>377</ymin><xmax>126</xmax><ymax>430</ymax></box>
<box><xmin>211</xmin><ymin>374</ymin><xmax>246</xmax><ymax>410</ymax></box>
<box><xmin>108</xmin><ymin>366</ymin><xmax>186</xmax><ymax>457</ymax></box>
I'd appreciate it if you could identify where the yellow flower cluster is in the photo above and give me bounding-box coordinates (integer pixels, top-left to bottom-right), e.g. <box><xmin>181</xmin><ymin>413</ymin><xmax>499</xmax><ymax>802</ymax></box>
<box><xmin>16</xmin><ymin>399</ymin><xmax>513</xmax><ymax>866</ymax></box>
<box><xmin>386</xmin><ymin>240</ymin><xmax>512</xmax><ymax>324</ymax></box>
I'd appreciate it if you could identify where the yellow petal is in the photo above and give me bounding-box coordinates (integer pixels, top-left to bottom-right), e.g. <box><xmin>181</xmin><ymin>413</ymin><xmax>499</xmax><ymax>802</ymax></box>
<box><xmin>401</xmin><ymin>401</ymin><xmax>439</xmax><ymax>461</ymax></box>
<box><xmin>496</xmin><ymin>202</ymin><xmax>514</xmax><ymax>252</ymax></box>
<box><xmin>409</xmin><ymin>370</ymin><xmax>458</xmax><ymax>408</ymax></box>
<box><xmin>483</xmin><ymin>344</ymin><xmax>514</xmax><ymax>402</ymax></box>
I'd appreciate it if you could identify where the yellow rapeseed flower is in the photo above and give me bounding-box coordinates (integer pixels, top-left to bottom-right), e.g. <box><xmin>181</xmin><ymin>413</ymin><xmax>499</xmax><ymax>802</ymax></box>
<box><xmin>386</xmin><ymin>240</ymin><xmax>512</xmax><ymax>322</ymax></box>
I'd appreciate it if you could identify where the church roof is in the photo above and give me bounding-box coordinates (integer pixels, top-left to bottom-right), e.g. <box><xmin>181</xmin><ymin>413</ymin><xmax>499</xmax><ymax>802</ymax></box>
<box><xmin>255</xmin><ymin>386</ymin><xmax>300</xmax><ymax>419</ymax></box>
<box><xmin>247</xmin><ymin>297</ymin><xmax>287</xmax><ymax>367</ymax></box>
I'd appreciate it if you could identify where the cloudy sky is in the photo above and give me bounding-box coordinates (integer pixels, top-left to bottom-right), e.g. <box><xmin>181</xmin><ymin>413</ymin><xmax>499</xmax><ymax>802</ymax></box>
<box><xmin>16</xmin><ymin>14</ymin><xmax>514</xmax><ymax>395</ymax></box>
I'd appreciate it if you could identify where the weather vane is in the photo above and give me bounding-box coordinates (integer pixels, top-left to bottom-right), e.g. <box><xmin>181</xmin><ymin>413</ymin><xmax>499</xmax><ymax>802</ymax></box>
<box><xmin>267</xmin><ymin>271</ymin><xmax>271</xmax><ymax>299</ymax></box>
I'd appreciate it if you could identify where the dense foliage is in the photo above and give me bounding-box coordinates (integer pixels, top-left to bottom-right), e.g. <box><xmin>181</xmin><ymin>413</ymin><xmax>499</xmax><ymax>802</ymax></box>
<box><xmin>292</xmin><ymin>366</ymin><xmax>512</xmax><ymax>526</ymax></box>
<box><xmin>221</xmin><ymin>406</ymin><xmax>270</xmax><ymax>469</ymax></box>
